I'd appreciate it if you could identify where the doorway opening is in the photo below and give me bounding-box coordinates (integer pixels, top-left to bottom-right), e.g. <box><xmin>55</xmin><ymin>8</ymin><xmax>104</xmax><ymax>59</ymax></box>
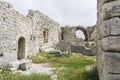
<box><xmin>18</xmin><ymin>37</ymin><xmax>25</xmax><ymax>60</ymax></box>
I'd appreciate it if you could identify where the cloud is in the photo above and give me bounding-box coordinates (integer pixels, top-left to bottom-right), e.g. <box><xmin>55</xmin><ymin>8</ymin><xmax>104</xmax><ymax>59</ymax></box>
<box><xmin>3</xmin><ymin>0</ymin><xmax>97</xmax><ymax>26</ymax></box>
<box><xmin>52</xmin><ymin>0</ymin><xmax>97</xmax><ymax>26</ymax></box>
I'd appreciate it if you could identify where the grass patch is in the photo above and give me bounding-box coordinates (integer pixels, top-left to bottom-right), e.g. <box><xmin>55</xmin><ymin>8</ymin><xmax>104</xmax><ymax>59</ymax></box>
<box><xmin>30</xmin><ymin>52</ymin><xmax>95</xmax><ymax>67</ymax></box>
<box><xmin>0</xmin><ymin>68</ymin><xmax>50</xmax><ymax>80</ymax></box>
<box><xmin>30</xmin><ymin>52</ymin><xmax>98</xmax><ymax>80</ymax></box>
<box><xmin>50</xmin><ymin>55</ymin><xmax>95</xmax><ymax>68</ymax></box>
<box><xmin>0</xmin><ymin>52</ymin><xmax>98</xmax><ymax>80</ymax></box>
<box><xmin>30</xmin><ymin>52</ymin><xmax>49</xmax><ymax>63</ymax></box>
<box><xmin>6</xmin><ymin>74</ymin><xmax>50</xmax><ymax>80</ymax></box>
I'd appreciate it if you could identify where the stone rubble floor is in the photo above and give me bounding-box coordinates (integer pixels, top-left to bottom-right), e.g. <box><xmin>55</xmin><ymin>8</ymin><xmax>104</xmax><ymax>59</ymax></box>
<box><xmin>14</xmin><ymin>63</ymin><xmax>56</xmax><ymax>75</ymax></box>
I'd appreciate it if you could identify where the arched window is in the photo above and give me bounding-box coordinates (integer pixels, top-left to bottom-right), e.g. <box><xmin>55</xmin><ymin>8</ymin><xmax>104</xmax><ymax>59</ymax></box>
<box><xmin>43</xmin><ymin>29</ymin><xmax>49</xmax><ymax>43</ymax></box>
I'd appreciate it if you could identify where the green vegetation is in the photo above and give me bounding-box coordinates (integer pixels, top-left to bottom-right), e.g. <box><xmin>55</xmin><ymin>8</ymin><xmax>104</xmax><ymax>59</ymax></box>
<box><xmin>82</xmin><ymin>67</ymin><xmax>99</xmax><ymax>80</ymax></box>
<box><xmin>30</xmin><ymin>52</ymin><xmax>49</xmax><ymax>63</ymax></box>
<box><xmin>0</xmin><ymin>52</ymin><xmax>99</xmax><ymax>80</ymax></box>
<box><xmin>30</xmin><ymin>52</ymin><xmax>98</xmax><ymax>80</ymax></box>
<box><xmin>0</xmin><ymin>67</ymin><xmax>50</xmax><ymax>80</ymax></box>
<box><xmin>6</xmin><ymin>74</ymin><xmax>50</xmax><ymax>80</ymax></box>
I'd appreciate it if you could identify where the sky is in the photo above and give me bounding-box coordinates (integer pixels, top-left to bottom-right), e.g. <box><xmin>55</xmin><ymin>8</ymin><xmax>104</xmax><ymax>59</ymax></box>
<box><xmin>3</xmin><ymin>0</ymin><xmax>97</xmax><ymax>39</ymax></box>
<box><xmin>4</xmin><ymin>0</ymin><xmax>97</xmax><ymax>27</ymax></box>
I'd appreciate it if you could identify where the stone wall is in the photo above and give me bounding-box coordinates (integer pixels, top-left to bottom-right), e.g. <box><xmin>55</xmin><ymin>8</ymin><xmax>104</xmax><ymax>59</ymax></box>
<box><xmin>0</xmin><ymin>1</ymin><xmax>32</xmax><ymax>66</ymax></box>
<box><xmin>2</xmin><ymin>1</ymin><xmax>120</xmax><ymax>79</ymax></box>
<box><xmin>27</xmin><ymin>10</ymin><xmax>61</xmax><ymax>51</ymax></box>
<box><xmin>87</xmin><ymin>25</ymin><xmax>99</xmax><ymax>41</ymax></box>
<box><xmin>57</xmin><ymin>41</ymin><xmax>96</xmax><ymax>56</ymax></box>
<box><xmin>97</xmin><ymin>0</ymin><xmax>120</xmax><ymax>80</ymax></box>
<box><xmin>0</xmin><ymin>1</ymin><xmax>61</xmax><ymax>66</ymax></box>
<box><xmin>61</xmin><ymin>25</ymin><xmax>87</xmax><ymax>43</ymax></box>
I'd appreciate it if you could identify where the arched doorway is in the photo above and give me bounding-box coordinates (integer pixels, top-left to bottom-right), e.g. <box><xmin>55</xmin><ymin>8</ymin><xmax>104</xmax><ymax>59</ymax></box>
<box><xmin>18</xmin><ymin>37</ymin><xmax>25</xmax><ymax>60</ymax></box>
<box><xmin>43</xmin><ymin>29</ymin><xmax>49</xmax><ymax>43</ymax></box>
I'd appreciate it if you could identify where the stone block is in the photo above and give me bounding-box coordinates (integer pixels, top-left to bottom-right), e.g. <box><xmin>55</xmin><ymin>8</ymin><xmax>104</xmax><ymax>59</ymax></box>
<box><xmin>101</xmin><ymin>1</ymin><xmax>120</xmax><ymax>20</ymax></box>
<box><xmin>48</xmin><ymin>50</ymin><xmax>62</xmax><ymax>56</ymax></box>
<box><xmin>71</xmin><ymin>44</ymin><xmax>85</xmax><ymax>53</ymax></box>
<box><xmin>100</xmin><ymin>17</ymin><xmax>120</xmax><ymax>37</ymax></box>
<box><xmin>104</xmin><ymin>74</ymin><xmax>120</xmax><ymax>80</ymax></box>
<box><xmin>101</xmin><ymin>36</ymin><xmax>120</xmax><ymax>51</ymax></box>
<box><xmin>19</xmin><ymin>60</ymin><xmax>32</xmax><ymax>71</ymax></box>
<box><xmin>57</xmin><ymin>41</ymin><xmax>72</xmax><ymax>53</ymax></box>
<box><xmin>82</xmin><ymin>49</ymin><xmax>94</xmax><ymax>56</ymax></box>
<box><xmin>91</xmin><ymin>46</ymin><xmax>97</xmax><ymax>54</ymax></box>
<box><xmin>103</xmin><ymin>52</ymin><xmax>120</xmax><ymax>73</ymax></box>
<box><xmin>9</xmin><ymin>68</ymin><xmax>17</xmax><ymax>72</ymax></box>
<box><xmin>9</xmin><ymin>61</ymin><xmax>21</xmax><ymax>69</ymax></box>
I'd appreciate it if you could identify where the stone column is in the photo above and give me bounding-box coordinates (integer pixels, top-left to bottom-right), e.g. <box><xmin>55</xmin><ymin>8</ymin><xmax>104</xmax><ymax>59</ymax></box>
<box><xmin>97</xmin><ymin>0</ymin><xmax>120</xmax><ymax>80</ymax></box>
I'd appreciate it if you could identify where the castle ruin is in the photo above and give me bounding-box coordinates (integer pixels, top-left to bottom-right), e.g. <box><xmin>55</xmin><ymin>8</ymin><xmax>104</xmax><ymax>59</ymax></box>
<box><xmin>0</xmin><ymin>0</ymin><xmax>120</xmax><ymax>80</ymax></box>
<box><xmin>0</xmin><ymin>1</ymin><xmax>61</xmax><ymax>66</ymax></box>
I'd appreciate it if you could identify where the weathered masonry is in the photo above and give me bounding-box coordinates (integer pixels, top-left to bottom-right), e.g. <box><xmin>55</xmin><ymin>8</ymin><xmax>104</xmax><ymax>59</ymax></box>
<box><xmin>97</xmin><ymin>0</ymin><xmax>120</xmax><ymax>80</ymax></box>
<box><xmin>1</xmin><ymin>1</ymin><xmax>119</xmax><ymax>80</ymax></box>
<box><xmin>61</xmin><ymin>25</ymin><xmax>88</xmax><ymax>42</ymax></box>
<box><xmin>0</xmin><ymin>1</ymin><xmax>97</xmax><ymax>67</ymax></box>
<box><xmin>0</xmin><ymin>1</ymin><xmax>61</xmax><ymax>66</ymax></box>
<box><xmin>0</xmin><ymin>1</ymin><xmax>99</xmax><ymax>67</ymax></box>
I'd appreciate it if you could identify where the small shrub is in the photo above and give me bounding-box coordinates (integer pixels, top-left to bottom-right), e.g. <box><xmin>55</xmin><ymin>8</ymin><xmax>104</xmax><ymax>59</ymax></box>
<box><xmin>19</xmin><ymin>63</ymin><xmax>26</xmax><ymax>71</ymax></box>
<box><xmin>30</xmin><ymin>52</ymin><xmax>49</xmax><ymax>63</ymax></box>
<box><xmin>0</xmin><ymin>67</ymin><xmax>51</xmax><ymax>80</ymax></box>
<box><xmin>82</xmin><ymin>66</ymin><xmax>99</xmax><ymax>80</ymax></box>
<box><xmin>6</xmin><ymin>73</ymin><xmax>51</xmax><ymax>80</ymax></box>
<box><xmin>0</xmin><ymin>67</ymin><xmax>10</xmax><ymax>80</ymax></box>
<box><xmin>30</xmin><ymin>52</ymin><xmax>97</xmax><ymax>80</ymax></box>
<box><xmin>0</xmin><ymin>65</ymin><xmax>51</xmax><ymax>80</ymax></box>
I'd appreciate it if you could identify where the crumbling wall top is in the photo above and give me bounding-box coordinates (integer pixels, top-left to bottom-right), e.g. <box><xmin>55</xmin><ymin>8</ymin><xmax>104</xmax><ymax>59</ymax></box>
<box><xmin>0</xmin><ymin>1</ymin><xmax>13</xmax><ymax>9</ymax></box>
<box><xmin>27</xmin><ymin>10</ymin><xmax>60</xmax><ymax>25</ymax></box>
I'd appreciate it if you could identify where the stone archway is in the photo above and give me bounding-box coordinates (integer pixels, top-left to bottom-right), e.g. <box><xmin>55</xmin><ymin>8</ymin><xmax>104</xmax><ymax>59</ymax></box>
<box><xmin>75</xmin><ymin>26</ymin><xmax>88</xmax><ymax>41</ymax></box>
<box><xmin>18</xmin><ymin>37</ymin><xmax>25</xmax><ymax>60</ymax></box>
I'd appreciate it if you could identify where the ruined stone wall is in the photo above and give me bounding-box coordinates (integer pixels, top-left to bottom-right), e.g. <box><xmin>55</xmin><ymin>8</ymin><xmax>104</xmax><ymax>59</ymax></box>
<box><xmin>27</xmin><ymin>10</ymin><xmax>61</xmax><ymax>51</ymax></box>
<box><xmin>0</xmin><ymin>1</ymin><xmax>33</xmax><ymax>66</ymax></box>
<box><xmin>87</xmin><ymin>25</ymin><xmax>99</xmax><ymax>41</ymax></box>
<box><xmin>97</xmin><ymin>0</ymin><xmax>120</xmax><ymax>80</ymax></box>
<box><xmin>0</xmin><ymin>1</ymin><xmax>61</xmax><ymax>66</ymax></box>
<box><xmin>61</xmin><ymin>25</ymin><xmax>87</xmax><ymax>43</ymax></box>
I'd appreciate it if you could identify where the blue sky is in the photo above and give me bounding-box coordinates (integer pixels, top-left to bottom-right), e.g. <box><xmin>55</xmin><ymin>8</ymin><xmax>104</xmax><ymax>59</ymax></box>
<box><xmin>4</xmin><ymin>0</ymin><xmax>97</xmax><ymax>27</ymax></box>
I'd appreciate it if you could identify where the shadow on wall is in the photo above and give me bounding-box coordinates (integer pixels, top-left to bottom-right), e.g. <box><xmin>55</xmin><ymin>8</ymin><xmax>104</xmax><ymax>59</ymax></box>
<box><xmin>18</xmin><ymin>37</ymin><xmax>25</xmax><ymax>60</ymax></box>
